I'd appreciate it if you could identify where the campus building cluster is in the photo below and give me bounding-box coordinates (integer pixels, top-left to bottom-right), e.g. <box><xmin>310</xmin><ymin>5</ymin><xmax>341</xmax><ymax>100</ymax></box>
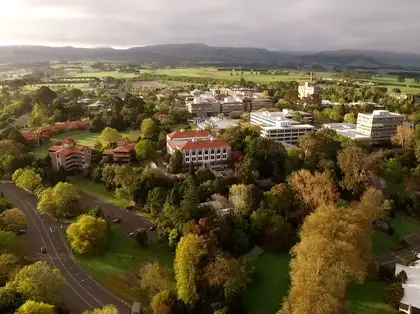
<box><xmin>49</xmin><ymin>137</ymin><xmax>91</xmax><ymax>171</ymax></box>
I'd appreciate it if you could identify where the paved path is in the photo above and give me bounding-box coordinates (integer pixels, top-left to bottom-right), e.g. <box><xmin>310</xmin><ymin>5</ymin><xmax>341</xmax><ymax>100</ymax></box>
<box><xmin>0</xmin><ymin>183</ymin><xmax>133</xmax><ymax>314</ymax></box>
<box><xmin>375</xmin><ymin>233</ymin><xmax>420</xmax><ymax>266</ymax></box>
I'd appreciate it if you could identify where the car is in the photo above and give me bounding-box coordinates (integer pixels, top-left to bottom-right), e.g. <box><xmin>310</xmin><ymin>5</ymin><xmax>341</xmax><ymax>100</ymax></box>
<box><xmin>112</xmin><ymin>218</ymin><xmax>121</xmax><ymax>223</ymax></box>
<box><xmin>40</xmin><ymin>247</ymin><xmax>46</xmax><ymax>253</ymax></box>
<box><xmin>17</xmin><ymin>229</ymin><xmax>26</xmax><ymax>234</ymax></box>
<box><xmin>149</xmin><ymin>225</ymin><xmax>157</xmax><ymax>231</ymax></box>
<box><xmin>129</xmin><ymin>232</ymin><xmax>136</xmax><ymax>237</ymax></box>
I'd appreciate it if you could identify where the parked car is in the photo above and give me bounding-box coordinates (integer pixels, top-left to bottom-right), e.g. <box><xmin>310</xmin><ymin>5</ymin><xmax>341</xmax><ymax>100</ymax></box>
<box><xmin>18</xmin><ymin>229</ymin><xmax>26</xmax><ymax>234</ymax></box>
<box><xmin>112</xmin><ymin>218</ymin><xmax>122</xmax><ymax>223</ymax></box>
<box><xmin>129</xmin><ymin>232</ymin><xmax>136</xmax><ymax>237</ymax></box>
<box><xmin>149</xmin><ymin>225</ymin><xmax>157</xmax><ymax>231</ymax></box>
<box><xmin>40</xmin><ymin>247</ymin><xmax>46</xmax><ymax>253</ymax></box>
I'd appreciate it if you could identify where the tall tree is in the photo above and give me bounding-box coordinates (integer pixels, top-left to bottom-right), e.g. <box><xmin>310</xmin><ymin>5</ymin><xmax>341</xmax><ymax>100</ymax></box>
<box><xmin>288</xmin><ymin>169</ymin><xmax>338</xmax><ymax>216</ymax></box>
<box><xmin>28</xmin><ymin>103</ymin><xmax>46</xmax><ymax>128</ymax></box>
<box><xmin>37</xmin><ymin>182</ymin><xmax>80</xmax><ymax>218</ymax></box>
<box><xmin>8</xmin><ymin>261</ymin><xmax>64</xmax><ymax>305</ymax></box>
<box><xmin>234</xmin><ymin>157</ymin><xmax>259</xmax><ymax>185</ymax></box>
<box><xmin>99</xmin><ymin>127</ymin><xmax>121</xmax><ymax>147</ymax></box>
<box><xmin>135</xmin><ymin>139</ymin><xmax>157</xmax><ymax>162</ymax></box>
<box><xmin>392</xmin><ymin>124</ymin><xmax>414</xmax><ymax>151</ymax></box>
<box><xmin>66</xmin><ymin>215</ymin><xmax>108</xmax><ymax>254</ymax></box>
<box><xmin>12</xmin><ymin>168</ymin><xmax>43</xmax><ymax>192</ymax></box>
<box><xmin>174</xmin><ymin>234</ymin><xmax>207</xmax><ymax>306</ymax></box>
<box><xmin>140</xmin><ymin>118</ymin><xmax>159</xmax><ymax>140</ymax></box>
<box><xmin>168</xmin><ymin>150</ymin><xmax>183</xmax><ymax>174</ymax></box>
<box><xmin>0</xmin><ymin>208</ymin><xmax>26</xmax><ymax>233</ymax></box>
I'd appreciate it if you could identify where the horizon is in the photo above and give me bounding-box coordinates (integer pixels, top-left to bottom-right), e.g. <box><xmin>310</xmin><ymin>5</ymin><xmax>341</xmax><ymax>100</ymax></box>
<box><xmin>1</xmin><ymin>0</ymin><xmax>420</xmax><ymax>53</ymax></box>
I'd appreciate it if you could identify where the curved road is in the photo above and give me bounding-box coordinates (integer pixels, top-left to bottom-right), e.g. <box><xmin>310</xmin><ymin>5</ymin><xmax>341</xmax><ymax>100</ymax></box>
<box><xmin>0</xmin><ymin>183</ymin><xmax>151</xmax><ymax>314</ymax></box>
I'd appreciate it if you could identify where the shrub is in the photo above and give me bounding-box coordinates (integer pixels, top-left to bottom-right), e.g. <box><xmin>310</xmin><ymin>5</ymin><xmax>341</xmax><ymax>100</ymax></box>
<box><xmin>134</xmin><ymin>228</ymin><xmax>148</xmax><ymax>247</ymax></box>
<box><xmin>384</xmin><ymin>282</ymin><xmax>404</xmax><ymax>310</ymax></box>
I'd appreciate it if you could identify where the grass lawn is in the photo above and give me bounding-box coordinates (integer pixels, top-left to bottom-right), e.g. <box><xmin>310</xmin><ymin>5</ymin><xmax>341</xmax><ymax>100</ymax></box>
<box><xmin>373</xmin><ymin>213</ymin><xmax>420</xmax><ymax>255</ymax></box>
<box><xmin>69</xmin><ymin>177</ymin><xmax>133</xmax><ymax>208</ymax></box>
<box><xmin>75</xmin><ymin>226</ymin><xmax>174</xmax><ymax>304</ymax></box>
<box><xmin>245</xmin><ymin>252</ymin><xmax>290</xmax><ymax>314</ymax></box>
<box><xmin>30</xmin><ymin>140</ymin><xmax>51</xmax><ymax>158</ymax></box>
<box><xmin>53</xmin><ymin>131</ymin><xmax>100</xmax><ymax>147</ymax></box>
<box><xmin>348</xmin><ymin>281</ymin><xmax>398</xmax><ymax>314</ymax></box>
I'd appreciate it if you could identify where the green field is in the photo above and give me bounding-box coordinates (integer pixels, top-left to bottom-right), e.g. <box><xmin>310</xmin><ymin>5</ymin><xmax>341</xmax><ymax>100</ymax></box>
<box><xmin>70</xmin><ymin>71</ymin><xmax>140</xmax><ymax>78</ymax></box>
<box><xmin>245</xmin><ymin>253</ymin><xmax>290</xmax><ymax>314</ymax></box>
<box><xmin>53</xmin><ymin>131</ymin><xmax>100</xmax><ymax>147</ymax></box>
<box><xmin>373</xmin><ymin>213</ymin><xmax>420</xmax><ymax>255</ymax></box>
<box><xmin>348</xmin><ymin>281</ymin><xmax>397</xmax><ymax>314</ymax></box>
<box><xmin>69</xmin><ymin>177</ymin><xmax>132</xmax><ymax>208</ymax></box>
<box><xmin>25</xmin><ymin>83</ymin><xmax>92</xmax><ymax>91</ymax></box>
<box><xmin>75</xmin><ymin>225</ymin><xmax>173</xmax><ymax>304</ymax></box>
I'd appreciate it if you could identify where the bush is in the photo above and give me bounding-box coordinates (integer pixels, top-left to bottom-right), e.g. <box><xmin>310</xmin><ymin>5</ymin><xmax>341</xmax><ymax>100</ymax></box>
<box><xmin>395</xmin><ymin>270</ymin><xmax>408</xmax><ymax>283</ymax></box>
<box><xmin>387</xmin><ymin>226</ymin><xmax>395</xmax><ymax>235</ymax></box>
<box><xmin>134</xmin><ymin>228</ymin><xmax>148</xmax><ymax>247</ymax></box>
<box><xmin>378</xmin><ymin>264</ymin><xmax>395</xmax><ymax>282</ymax></box>
<box><xmin>384</xmin><ymin>282</ymin><xmax>404</xmax><ymax>310</ymax></box>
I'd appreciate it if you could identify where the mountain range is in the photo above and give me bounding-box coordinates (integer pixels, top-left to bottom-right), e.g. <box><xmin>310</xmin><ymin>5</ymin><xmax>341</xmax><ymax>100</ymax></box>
<box><xmin>1</xmin><ymin>43</ymin><xmax>420</xmax><ymax>68</ymax></box>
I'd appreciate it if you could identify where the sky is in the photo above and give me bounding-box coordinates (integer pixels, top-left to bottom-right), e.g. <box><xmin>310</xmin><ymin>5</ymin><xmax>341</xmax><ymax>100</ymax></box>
<box><xmin>0</xmin><ymin>0</ymin><xmax>419</xmax><ymax>52</ymax></box>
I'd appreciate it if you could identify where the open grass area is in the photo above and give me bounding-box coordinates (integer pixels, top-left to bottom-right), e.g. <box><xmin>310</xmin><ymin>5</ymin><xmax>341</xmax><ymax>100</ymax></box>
<box><xmin>53</xmin><ymin>131</ymin><xmax>101</xmax><ymax>147</ymax></box>
<box><xmin>69</xmin><ymin>177</ymin><xmax>132</xmax><ymax>208</ymax></box>
<box><xmin>30</xmin><ymin>140</ymin><xmax>51</xmax><ymax>158</ymax></box>
<box><xmin>75</xmin><ymin>226</ymin><xmax>174</xmax><ymax>304</ymax></box>
<box><xmin>348</xmin><ymin>281</ymin><xmax>398</xmax><ymax>314</ymax></box>
<box><xmin>373</xmin><ymin>213</ymin><xmax>420</xmax><ymax>255</ymax></box>
<box><xmin>245</xmin><ymin>252</ymin><xmax>290</xmax><ymax>314</ymax></box>
<box><xmin>25</xmin><ymin>83</ymin><xmax>92</xmax><ymax>91</ymax></box>
<box><xmin>71</xmin><ymin>71</ymin><xmax>140</xmax><ymax>78</ymax></box>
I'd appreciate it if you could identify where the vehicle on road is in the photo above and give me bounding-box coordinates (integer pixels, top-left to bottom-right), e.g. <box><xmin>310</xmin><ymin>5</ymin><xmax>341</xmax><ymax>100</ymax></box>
<box><xmin>18</xmin><ymin>229</ymin><xmax>26</xmax><ymax>234</ymax></box>
<box><xmin>129</xmin><ymin>232</ymin><xmax>135</xmax><ymax>237</ymax></box>
<box><xmin>149</xmin><ymin>225</ymin><xmax>157</xmax><ymax>231</ymax></box>
<box><xmin>40</xmin><ymin>247</ymin><xmax>46</xmax><ymax>253</ymax></box>
<box><xmin>112</xmin><ymin>218</ymin><xmax>122</xmax><ymax>223</ymax></box>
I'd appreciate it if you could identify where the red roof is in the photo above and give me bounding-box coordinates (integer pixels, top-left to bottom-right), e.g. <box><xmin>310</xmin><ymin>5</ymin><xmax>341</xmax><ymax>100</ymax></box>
<box><xmin>155</xmin><ymin>113</ymin><xmax>168</xmax><ymax>120</ymax></box>
<box><xmin>113</xmin><ymin>143</ymin><xmax>135</xmax><ymax>153</ymax></box>
<box><xmin>63</xmin><ymin>137</ymin><xmax>76</xmax><ymax>144</ymax></box>
<box><xmin>167</xmin><ymin>129</ymin><xmax>211</xmax><ymax>140</ymax></box>
<box><xmin>171</xmin><ymin>139</ymin><xmax>229</xmax><ymax>151</ymax></box>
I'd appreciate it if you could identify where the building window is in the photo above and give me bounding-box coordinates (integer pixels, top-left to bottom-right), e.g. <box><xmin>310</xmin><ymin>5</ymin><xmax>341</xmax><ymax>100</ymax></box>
<box><xmin>222</xmin><ymin>148</ymin><xmax>227</xmax><ymax>153</ymax></box>
<box><xmin>198</xmin><ymin>157</ymin><xmax>202</xmax><ymax>161</ymax></box>
<box><xmin>211</xmin><ymin>149</ymin><xmax>215</xmax><ymax>154</ymax></box>
<box><xmin>217</xmin><ymin>149</ymin><xmax>221</xmax><ymax>154</ymax></box>
<box><xmin>399</xmin><ymin>303</ymin><xmax>409</xmax><ymax>311</ymax></box>
<box><xmin>198</xmin><ymin>151</ymin><xmax>202</xmax><ymax>155</ymax></box>
<box><xmin>223</xmin><ymin>154</ymin><xmax>227</xmax><ymax>159</ymax></box>
<box><xmin>192</xmin><ymin>151</ymin><xmax>196</xmax><ymax>156</ymax></box>
<box><xmin>205</xmin><ymin>156</ymin><xmax>208</xmax><ymax>160</ymax></box>
<box><xmin>185</xmin><ymin>151</ymin><xmax>190</xmax><ymax>156</ymax></box>
<box><xmin>185</xmin><ymin>158</ymin><xmax>190</xmax><ymax>162</ymax></box>
<box><xmin>211</xmin><ymin>156</ymin><xmax>215</xmax><ymax>160</ymax></box>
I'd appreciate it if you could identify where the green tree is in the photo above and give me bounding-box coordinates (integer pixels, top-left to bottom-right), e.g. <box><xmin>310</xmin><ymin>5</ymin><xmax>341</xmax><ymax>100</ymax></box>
<box><xmin>145</xmin><ymin>187</ymin><xmax>167</xmax><ymax>216</ymax></box>
<box><xmin>168</xmin><ymin>150</ymin><xmax>183</xmax><ymax>174</ymax></box>
<box><xmin>234</xmin><ymin>157</ymin><xmax>259</xmax><ymax>184</ymax></box>
<box><xmin>151</xmin><ymin>290</ymin><xmax>178</xmax><ymax>314</ymax></box>
<box><xmin>0</xmin><ymin>254</ymin><xmax>19</xmax><ymax>284</ymax></box>
<box><xmin>174</xmin><ymin>234</ymin><xmax>207</xmax><ymax>305</ymax></box>
<box><xmin>37</xmin><ymin>183</ymin><xmax>80</xmax><ymax>218</ymax></box>
<box><xmin>82</xmin><ymin>305</ymin><xmax>119</xmax><ymax>314</ymax></box>
<box><xmin>8</xmin><ymin>261</ymin><xmax>64</xmax><ymax>305</ymax></box>
<box><xmin>135</xmin><ymin>139</ymin><xmax>157</xmax><ymax>162</ymax></box>
<box><xmin>140</xmin><ymin>118</ymin><xmax>159</xmax><ymax>140</ymax></box>
<box><xmin>195</xmin><ymin>167</ymin><xmax>216</xmax><ymax>185</ymax></box>
<box><xmin>180</xmin><ymin>176</ymin><xmax>200</xmax><ymax>220</ymax></box>
<box><xmin>0</xmin><ymin>230</ymin><xmax>24</xmax><ymax>256</ymax></box>
<box><xmin>384</xmin><ymin>282</ymin><xmax>404</xmax><ymax>310</ymax></box>
<box><xmin>66</xmin><ymin>215</ymin><xmax>108</xmax><ymax>254</ymax></box>
<box><xmin>12</xmin><ymin>168</ymin><xmax>43</xmax><ymax>192</ymax></box>
<box><xmin>15</xmin><ymin>300</ymin><xmax>55</xmax><ymax>314</ymax></box>
<box><xmin>99</xmin><ymin>127</ymin><xmax>121</xmax><ymax>147</ymax></box>
<box><xmin>0</xmin><ymin>208</ymin><xmax>26</xmax><ymax>233</ymax></box>
<box><xmin>101</xmin><ymin>164</ymin><xmax>116</xmax><ymax>189</ymax></box>
<box><xmin>28</xmin><ymin>103</ymin><xmax>46</xmax><ymax>128</ymax></box>
<box><xmin>343</xmin><ymin>112</ymin><xmax>357</xmax><ymax>124</ymax></box>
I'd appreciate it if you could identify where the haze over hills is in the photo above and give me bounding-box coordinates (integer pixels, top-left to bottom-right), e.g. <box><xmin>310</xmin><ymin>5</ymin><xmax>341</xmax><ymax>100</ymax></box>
<box><xmin>1</xmin><ymin>43</ymin><xmax>420</xmax><ymax>68</ymax></box>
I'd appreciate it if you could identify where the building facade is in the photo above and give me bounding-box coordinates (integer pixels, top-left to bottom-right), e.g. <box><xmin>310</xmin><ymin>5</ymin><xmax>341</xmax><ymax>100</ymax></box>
<box><xmin>250</xmin><ymin>111</ymin><xmax>315</xmax><ymax>144</ymax></box>
<box><xmin>185</xmin><ymin>96</ymin><xmax>221</xmax><ymax>117</ymax></box>
<box><xmin>103</xmin><ymin>140</ymin><xmax>135</xmax><ymax>163</ymax></box>
<box><xmin>298</xmin><ymin>82</ymin><xmax>323</xmax><ymax>99</ymax></box>
<box><xmin>356</xmin><ymin>110</ymin><xmax>403</xmax><ymax>144</ymax></box>
<box><xmin>49</xmin><ymin>137</ymin><xmax>91</xmax><ymax>171</ymax></box>
<box><xmin>167</xmin><ymin>130</ymin><xmax>231</xmax><ymax>168</ymax></box>
<box><xmin>220</xmin><ymin>97</ymin><xmax>244</xmax><ymax>114</ymax></box>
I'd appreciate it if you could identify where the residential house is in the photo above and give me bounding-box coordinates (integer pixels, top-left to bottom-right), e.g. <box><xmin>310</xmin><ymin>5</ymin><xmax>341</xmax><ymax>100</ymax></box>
<box><xmin>103</xmin><ymin>140</ymin><xmax>135</xmax><ymax>163</ymax></box>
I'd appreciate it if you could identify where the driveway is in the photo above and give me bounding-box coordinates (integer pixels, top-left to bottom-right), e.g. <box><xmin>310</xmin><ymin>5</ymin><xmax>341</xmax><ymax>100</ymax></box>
<box><xmin>0</xmin><ymin>183</ymin><xmax>132</xmax><ymax>314</ymax></box>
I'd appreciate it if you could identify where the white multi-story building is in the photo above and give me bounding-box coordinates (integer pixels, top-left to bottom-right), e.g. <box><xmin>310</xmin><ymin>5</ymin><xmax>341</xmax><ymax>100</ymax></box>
<box><xmin>323</xmin><ymin>123</ymin><xmax>372</xmax><ymax>145</ymax></box>
<box><xmin>250</xmin><ymin>111</ymin><xmax>315</xmax><ymax>144</ymax></box>
<box><xmin>220</xmin><ymin>97</ymin><xmax>244</xmax><ymax>114</ymax></box>
<box><xmin>356</xmin><ymin>110</ymin><xmax>403</xmax><ymax>144</ymax></box>
<box><xmin>298</xmin><ymin>82</ymin><xmax>323</xmax><ymax>99</ymax></box>
<box><xmin>185</xmin><ymin>96</ymin><xmax>221</xmax><ymax>117</ymax></box>
<box><xmin>166</xmin><ymin>130</ymin><xmax>231</xmax><ymax>167</ymax></box>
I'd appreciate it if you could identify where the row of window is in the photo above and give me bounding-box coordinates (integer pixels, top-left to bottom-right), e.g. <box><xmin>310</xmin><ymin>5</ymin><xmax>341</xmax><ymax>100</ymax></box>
<box><xmin>185</xmin><ymin>148</ymin><xmax>228</xmax><ymax>156</ymax></box>
<box><xmin>185</xmin><ymin>155</ymin><xmax>228</xmax><ymax>162</ymax></box>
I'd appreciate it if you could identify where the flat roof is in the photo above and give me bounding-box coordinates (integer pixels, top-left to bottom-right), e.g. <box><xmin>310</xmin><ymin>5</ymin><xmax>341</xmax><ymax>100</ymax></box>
<box><xmin>262</xmin><ymin>124</ymin><xmax>315</xmax><ymax>130</ymax></box>
<box><xmin>396</xmin><ymin>261</ymin><xmax>420</xmax><ymax>309</ymax></box>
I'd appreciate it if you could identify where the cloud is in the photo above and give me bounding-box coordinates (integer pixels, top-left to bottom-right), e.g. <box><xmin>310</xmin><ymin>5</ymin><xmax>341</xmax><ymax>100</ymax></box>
<box><xmin>1</xmin><ymin>0</ymin><xmax>419</xmax><ymax>52</ymax></box>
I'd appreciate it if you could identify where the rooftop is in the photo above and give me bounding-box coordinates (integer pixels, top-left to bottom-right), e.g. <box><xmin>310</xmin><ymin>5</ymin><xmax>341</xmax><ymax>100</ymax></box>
<box><xmin>168</xmin><ymin>138</ymin><xmax>229</xmax><ymax>151</ymax></box>
<box><xmin>167</xmin><ymin>129</ymin><xmax>212</xmax><ymax>140</ymax></box>
<box><xmin>359</xmin><ymin>110</ymin><xmax>403</xmax><ymax>118</ymax></box>
<box><xmin>323</xmin><ymin>123</ymin><xmax>371</xmax><ymax>141</ymax></box>
<box><xmin>396</xmin><ymin>259</ymin><xmax>420</xmax><ymax>309</ymax></box>
<box><xmin>197</xmin><ymin>117</ymin><xmax>239</xmax><ymax>130</ymax></box>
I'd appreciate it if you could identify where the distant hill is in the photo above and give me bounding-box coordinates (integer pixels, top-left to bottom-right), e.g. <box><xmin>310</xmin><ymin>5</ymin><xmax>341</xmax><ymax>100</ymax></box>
<box><xmin>1</xmin><ymin>44</ymin><xmax>420</xmax><ymax>68</ymax></box>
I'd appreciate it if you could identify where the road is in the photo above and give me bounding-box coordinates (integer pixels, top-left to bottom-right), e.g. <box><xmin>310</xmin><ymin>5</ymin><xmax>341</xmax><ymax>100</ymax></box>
<box><xmin>0</xmin><ymin>183</ymin><xmax>149</xmax><ymax>314</ymax></box>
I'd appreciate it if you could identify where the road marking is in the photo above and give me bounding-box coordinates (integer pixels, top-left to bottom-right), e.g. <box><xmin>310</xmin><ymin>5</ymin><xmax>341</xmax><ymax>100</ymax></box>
<box><xmin>49</xmin><ymin>227</ymin><xmax>54</xmax><ymax>233</ymax></box>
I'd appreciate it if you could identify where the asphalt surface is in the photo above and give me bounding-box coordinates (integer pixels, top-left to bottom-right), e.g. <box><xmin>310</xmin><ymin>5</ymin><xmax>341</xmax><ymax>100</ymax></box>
<box><xmin>0</xmin><ymin>183</ymin><xmax>152</xmax><ymax>314</ymax></box>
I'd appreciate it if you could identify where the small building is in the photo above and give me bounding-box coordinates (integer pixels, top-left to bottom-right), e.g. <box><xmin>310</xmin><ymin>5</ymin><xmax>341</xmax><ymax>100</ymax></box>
<box><xmin>322</xmin><ymin>123</ymin><xmax>372</xmax><ymax>144</ymax></box>
<box><xmin>197</xmin><ymin>117</ymin><xmax>239</xmax><ymax>131</ymax></box>
<box><xmin>298</xmin><ymin>82</ymin><xmax>323</xmax><ymax>99</ymax></box>
<box><xmin>166</xmin><ymin>129</ymin><xmax>231</xmax><ymax>168</ymax></box>
<box><xmin>49</xmin><ymin>137</ymin><xmax>91</xmax><ymax>171</ymax></box>
<box><xmin>103</xmin><ymin>140</ymin><xmax>135</xmax><ymax>163</ymax></box>
<box><xmin>250</xmin><ymin>111</ymin><xmax>315</xmax><ymax>145</ymax></box>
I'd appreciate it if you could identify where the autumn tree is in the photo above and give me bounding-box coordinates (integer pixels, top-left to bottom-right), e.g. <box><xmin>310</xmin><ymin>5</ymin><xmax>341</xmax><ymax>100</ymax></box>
<box><xmin>338</xmin><ymin>145</ymin><xmax>380</xmax><ymax>194</ymax></box>
<box><xmin>99</xmin><ymin>127</ymin><xmax>121</xmax><ymax>147</ymax></box>
<box><xmin>37</xmin><ymin>182</ymin><xmax>80</xmax><ymax>218</ymax></box>
<box><xmin>7</xmin><ymin>261</ymin><xmax>64</xmax><ymax>305</ymax></box>
<box><xmin>392</xmin><ymin>124</ymin><xmax>414</xmax><ymax>151</ymax></box>
<box><xmin>280</xmin><ymin>188</ymin><xmax>384</xmax><ymax>314</ymax></box>
<box><xmin>234</xmin><ymin>157</ymin><xmax>259</xmax><ymax>185</ymax></box>
<box><xmin>66</xmin><ymin>215</ymin><xmax>108</xmax><ymax>254</ymax></box>
<box><xmin>0</xmin><ymin>254</ymin><xmax>19</xmax><ymax>284</ymax></box>
<box><xmin>140</xmin><ymin>118</ymin><xmax>159</xmax><ymax>140</ymax></box>
<box><xmin>82</xmin><ymin>305</ymin><xmax>119</xmax><ymax>314</ymax></box>
<box><xmin>168</xmin><ymin>150</ymin><xmax>183</xmax><ymax>174</ymax></box>
<box><xmin>15</xmin><ymin>300</ymin><xmax>55</xmax><ymax>314</ymax></box>
<box><xmin>151</xmin><ymin>290</ymin><xmax>178</xmax><ymax>314</ymax></box>
<box><xmin>135</xmin><ymin>139</ymin><xmax>157</xmax><ymax>162</ymax></box>
<box><xmin>139</xmin><ymin>262</ymin><xmax>175</xmax><ymax>297</ymax></box>
<box><xmin>343</xmin><ymin>112</ymin><xmax>357</xmax><ymax>124</ymax></box>
<box><xmin>0</xmin><ymin>208</ymin><xmax>26</xmax><ymax>233</ymax></box>
<box><xmin>288</xmin><ymin>169</ymin><xmax>338</xmax><ymax>216</ymax></box>
<box><xmin>174</xmin><ymin>234</ymin><xmax>207</xmax><ymax>305</ymax></box>
<box><xmin>12</xmin><ymin>168</ymin><xmax>43</xmax><ymax>192</ymax></box>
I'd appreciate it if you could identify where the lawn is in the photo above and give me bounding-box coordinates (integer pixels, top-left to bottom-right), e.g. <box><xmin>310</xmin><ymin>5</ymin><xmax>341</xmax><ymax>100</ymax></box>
<box><xmin>69</xmin><ymin>177</ymin><xmax>132</xmax><ymax>208</ymax></box>
<box><xmin>75</xmin><ymin>226</ymin><xmax>174</xmax><ymax>304</ymax></box>
<box><xmin>347</xmin><ymin>281</ymin><xmax>398</xmax><ymax>314</ymax></box>
<box><xmin>245</xmin><ymin>252</ymin><xmax>290</xmax><ymax>314</ymax></box>
<box><xmin>373</xmin><ymin>213</ymin><xmax>420</xmax><ymax>255</ymax></box>
<box><xmin>53</xmin><ymin>131</ymin><xmax>101</xmax><ymax>147</ymax></box>
<box><xmin>30</xmin><ymin>140</ymin><xmax>51</xmax><ymax>158</ymax></box>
